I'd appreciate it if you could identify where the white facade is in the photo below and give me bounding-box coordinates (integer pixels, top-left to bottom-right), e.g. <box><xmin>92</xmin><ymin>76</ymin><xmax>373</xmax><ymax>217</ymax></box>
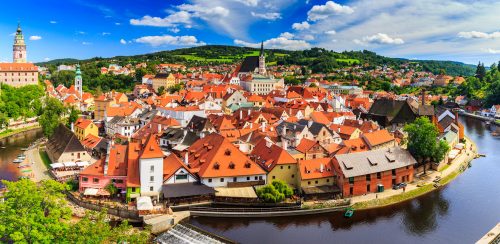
<box><xmin>158</xmin><ymin>107</ymin><xmax>206</xmax><ymax>127</ymax></box>
<box><xmin>200</xmin><ymin>174</ymin><xmax>266</xmax><ymax>187</ymax></box>
<box><xmin>164</xmin><ymin>168</ymin><xmax>197</xmax><ymax>184</ymax></box>
<box><xmin>139</xmin><ymin>158</ymin><xmax>164</xmax><ymax>197</ymax></box>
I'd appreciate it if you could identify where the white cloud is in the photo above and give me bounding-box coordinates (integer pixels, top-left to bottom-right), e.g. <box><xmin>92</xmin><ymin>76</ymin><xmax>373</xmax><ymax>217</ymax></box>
<box><xmin>308</xmin><ymin>1</ymin><xmax>353</xmax><ymax>21</ymax></box>
<box><xmin>130</xmin><ymin>11</ymin><xmax>192</xmax><ymax>27</ymax></box>
<box><xmin>302</xmin><ymin>34</ymin><xmax>315</xmax><ymax>41</ymax></box>
<box><xmin>49</xmin><ymin>21</ymin><xmax>57</xmax><ymax>24</ymax></box>
<box><xmin>135</xmin><ymin>35</ymin><xmax>206</xmax><ymax>47</ymax></box>
<box><xmin>251</xmin><ymin>12</ymin><xmax>281</xmax><ymax>20</ymax></box>
<box><xmin>44</xmin><ymin>57</ymin><xmax>51</xmax><ymax>61</ymax></box>
<box><xmin>486</xmin><ymin>48</ymin><xmax>500</xmax><ymax>54</ymax></box>
<box><xmin>169</xmin><ymin>27</ymin><xmax>180</xmax><ymax>33</ymax></box>
<box><xmin>458</xmin><ymin>31</ymin><xmax>500</xmax><ymax>39</ymax></box>
<box><xmin>354</xmin><ymin>33</ymin><xmax>404</xmax><ymax>45</ymax></box>
<box><xmin>292</xmin><ymin>21</ymin><xmax>310</xmax><ymax>30</ymax></box>
<box><xmin>234</xmin><ymin>33</ymin><xmax>311</xmax><ymax>50</ymax></box>
<box><xmin>115</xmin><ymin>22</ymin><xmax>121</xmax><ymax>26</ymax></box>
<box><xmin>235</xmin><ymin>0</ymin><xmax>259</xmax><ymax>6</ymax></box>
<box><xmin>102</xmin><ymin>32</ymin><xmax>111</xmax><ymax>36</ymax></box>
<box><xmin>77</xmin><ymin>31</ymin><xmax>86</xmax><ymax>35</ymax></box>
<box><xmin>120</xmin><ymin>39</ymin><xmax>127</xmax><ymax>45</ymax></box>
<box><xmin>325</xmin><ymin>30</ymin><xmax>336</xmax><ymax>35</ymax></box>
<box><xmin>280</xmin><ymin>32</ymin><xmax>294</xmax><ymax>39</ymax></box>
<box><xmin>29</xmin><ymin>36</ymin><xmax>42</xmax><ymax>41</ymax></box>
<box><xmin>82</xmin><ymin>42</ymin><xmax>92</xmax><ymax>45</ymax></box>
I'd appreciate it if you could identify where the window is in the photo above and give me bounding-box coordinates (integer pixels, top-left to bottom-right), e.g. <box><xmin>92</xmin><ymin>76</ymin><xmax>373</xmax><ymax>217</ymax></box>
<box><xmin>247</xmin><ymin>177</ymin><xmax>250</xmax><ymax>180</ymax></box>
<box><xmin>308</xmin><ymin>181</ymin><xmax>311</xmax><ymax>185</ymax></box>
<box><xmin>132</xmin><ymin>188</ymin><xmax>136</xmax><ymax>193</ymax></box>
<box><xmin>93</xmin><ymin>178</ymin><xmax>99</xmax><ymax>183</ymax></box>
<box><xmin>280</xmin><ymin>166</ymin><xmax>283</xmax><ymax>169</ymax></box>
<box><xmin>255</xmin><ymin>176</ymin><xmax>258</xmax><ymax>180</ymax></box>
<box><xmin>272</xmin><ymin>176</ymin><xmax>276</xmax><ymax>179</ymax></box>
<box><xmin>377</xmin><ymin>172</ymin><xmax>381</xmax><ymax>179</ymax></box>
<box><xmin>392</xmin><ymin>169</ymin><xmax>396</xmax><ymax>176</ymax></box>
<box><xmin>82</xmin><ymin>177</ymin><xmax>88</xmax><ymax>182</ymax></box>
<box><xmin>366</xmin><ymin>174</ymin><xmax>371</xmax><ymax>181</ymax></box>
<box><xmin>291</xmin><ymin>174</ymin><xmax>295</xmax><ymax>178</ymax></box>
<box><xmin>220</xmin><ymin>178</ymin><xmax>224</xmax><ymax>182</ymax></box>
<box><xmin>150</xmin><ymin>176</ymin><xmax>154</xmax><ymax>182</ymax></box>
<box><xmin>349</xmin><ymin>187</ymin><xmax>353</xmax><ymax>195</ymax></box>
<box><xmin>288</xmin><ymin>165</ymin><xmax>291</xmax><ymax>169</ymax></box>
<box><xmin>208</xmin><ymin>179</ymin><xmax>212</xmax><ymax>183</ymax></box>
<box><xmin>349</xmin><ymin>177</ymin><xmax>354</xmax><ymax>184</ymax></box>
<box><xmin>233</xmin><ymin>177</ymin><xmax>237</xmax><ymax>182</ymax></box>
<box><xmin>115</xmin><ymin>179</ymin><xmax>123</xmax><ymax>184</ymax></box>
<box><xmin>150</xmin><ymin>165</ymin><xmax>154</xmax><ymax>172</ymax></box>
<box><xmin>367</xmin><ymin>184</ymin><xmax>371</xmax><ymax>192</ymax></box>
<box><xmin>315</xmin><ymin>180</ymin><xmax>318</xmax><ymax>184</ymax></box>
<box><xmin>175</xmin><ymin>174</ymin><xmax>188</xmax><ymax>180</ymax></box>
<box><xmin>150</xmin><ymin>186</ymin><xmax>154</xmax><ymax>191</ymax></box>
<box><xmin>326</xmin><ymin>179</ymin><xmax>330</xmax><ymax>183</ymax></box>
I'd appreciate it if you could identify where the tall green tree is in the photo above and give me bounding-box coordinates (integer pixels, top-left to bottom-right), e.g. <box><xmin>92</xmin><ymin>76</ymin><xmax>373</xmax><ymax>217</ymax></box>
<box><xmin>0</xmin><ymin>179</ymin><xmax>149</xmax><ymax>243</ymax></box>
<box><xmin>39</xmin><ymin>97</ymin><xmax>65</xmax><ymax>137</ymax></box>
<box><xmin>475</xmin><ymin>62</ymin><xmax>486</xmax><ymax>81</ymax></box>
<box><xmin>67</xmin><ymin>106</ymin><xmax>81</xmax><ymax>127</ymax></box>
<box><xmin>404</xmin><ymin>117</ymin><xmax>450</xmax><ymax>173</ymax></box>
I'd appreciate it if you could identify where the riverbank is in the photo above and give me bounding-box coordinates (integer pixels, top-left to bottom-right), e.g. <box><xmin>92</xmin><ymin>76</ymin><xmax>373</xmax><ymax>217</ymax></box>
<box><xmin>0</xmin><ymin>125</ymin><xmax>40</xmax><ymax>140</ymax></box>
<box><xmin>351</xmin><ymin>136</ymin><xmax>477</xmax><ymax>210</ymax></box>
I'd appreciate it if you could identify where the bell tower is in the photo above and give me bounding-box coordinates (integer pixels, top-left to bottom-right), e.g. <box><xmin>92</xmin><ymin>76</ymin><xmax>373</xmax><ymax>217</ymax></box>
<box><xmin>13</xmin><ymin>22</ymin><xmax>27</xmax><ymax>63</ymax></box>
<box><xmin>258</xmin><ymin>41</ymin><xmax>266</xmax><ymax>75</ymax></box>
<box><xmin>75</xmin><ymin>64</ymin><xmax>83</xmax><ymax>97</ymax></box>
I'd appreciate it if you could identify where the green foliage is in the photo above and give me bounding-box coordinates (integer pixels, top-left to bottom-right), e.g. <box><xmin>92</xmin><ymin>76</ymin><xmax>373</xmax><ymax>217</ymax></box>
<box><xmin>475</xmin><ymin>62</ymin><xmax>487</xmax><ymax>81</ymax></box>
<box><xmin>0</xmin><ymin>84</ymin><xmax>45</xmax><ymax>120</ymax></box>
<box><xmin>168</xmin><ymin>84</ymin><xmax>183</xmax><ymax>94</ymax></box>
<box><xmin>105</xmin><ymin>183</ymin><xmax>118</xmax><ymax>196</ymax></box>
<box><xmin>66</xmin><ymin>179</ymin><xmax>79</xmax><ymax>192</ymax></box>
<box><xmin>404</xmin><ymin>117</ymin><xmax>450</xmax><ymax>166</ymax></box>
<box><xmin>39</xmin><ymin>97</ymin><xmax>65</xmax><ymax>137</ymax></box>
<box><xmin>67</xmin><ymin>106</ymin><xmax>81</xmax><ymax>127</ymax></box>
<box><xmin>0</xmin><ymin>179</ymin><xmax>149</xmax><ymax>243</ymax></box>
<box><xmin>158</xmin><ymin>86</ymin><xmax>166</xmax><ymax>95</ymax></box>
<box><xmin>256</xmin><ymin>180</ymin><xmax>293</xmax><ymax>203</ymax></box>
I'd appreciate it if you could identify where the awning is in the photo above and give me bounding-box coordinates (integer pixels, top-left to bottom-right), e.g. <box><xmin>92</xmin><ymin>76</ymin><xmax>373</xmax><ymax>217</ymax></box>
<box><xmin>84</xmin><ymin>188</ymin><xmax>99</xmax><ymax>196</ymax></box>
<box><xmin>63</xmin><ymin>162</ymin><xmax>77</xmax><ymax>167</ymax></box>
<box><xmin>50</xmin><ymin>163</ymin><xmax>64</xmax><ymax>169</ymax></box>
<box><xmin>448</xmin><ymin>149</ymin><xmax>460</xmax><ymax>159</ymax></box>
<box><xmin>97</xmin><ymin>189</ymin><xmax>110</xmax><ymax>196</ymax></box>
<box><xmin>162</xmin><ymin>183</ymin><xmax>215</xmax><ymax>198</ymax></box>
<box><xmin>215</xmin><ymin>187</ymin><xmax>257</xmax><ymax>199</ymax></box>
<box><xmin>302</xmin><ymin>185</ymin><xmax>341</xmax><ymax>195</ymax></box>
<box><xmin>137</xmin><ymin>196</ymin><xmax>153</xmax><ymax>210</ymax></box>
<box><xmin>454</xmin><ymin>143</ymin><xmax>465</xmax><ymax>150</ymax></box>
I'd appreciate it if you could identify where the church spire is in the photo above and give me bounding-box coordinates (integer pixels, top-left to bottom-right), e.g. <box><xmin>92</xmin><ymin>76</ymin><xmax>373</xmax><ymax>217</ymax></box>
<box><xmin>258</xmin><ymin>41</ymin><xmax>266</xmax><ymax>75</ymax></box>
<box><xmin>259</xmin><ymin>41</ymin><xmax>264</xmax><ymax>57</ymax></box>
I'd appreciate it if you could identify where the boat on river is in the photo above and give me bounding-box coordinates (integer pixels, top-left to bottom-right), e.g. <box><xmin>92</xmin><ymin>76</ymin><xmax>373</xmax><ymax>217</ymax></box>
<box><xmin>12</xmin><ymin>159</ymin><xmax>23</xmax><ymax>163</ymax></box>
<box><xmin>344</xmin><ymin>208</ymin><xmax>354</xmax><ymax>218</ymax></box>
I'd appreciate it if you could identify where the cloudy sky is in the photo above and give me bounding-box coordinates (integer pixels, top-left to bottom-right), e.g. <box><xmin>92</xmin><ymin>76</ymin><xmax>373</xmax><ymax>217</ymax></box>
<box><xmin>0</xmin><ymin>0</ymin><xmax>499</xmax><ymax>65</ymax></box>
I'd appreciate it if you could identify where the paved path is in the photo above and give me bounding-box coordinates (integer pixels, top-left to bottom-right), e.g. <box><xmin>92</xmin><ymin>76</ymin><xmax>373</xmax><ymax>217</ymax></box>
<box><xmin>350</xmin><ymin>137</ymin><xmax>477</xmax><ymax>204</ymax></box>
<box><xmin>27</xmin><ymin>146</ymin><xmax>51</xmax><ymax>182</ymax></box>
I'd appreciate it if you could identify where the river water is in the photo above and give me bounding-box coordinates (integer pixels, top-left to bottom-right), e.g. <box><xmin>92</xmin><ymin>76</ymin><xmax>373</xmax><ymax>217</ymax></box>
<box><xmin>0</xmin><ymin>129</ymin><xmax>43</xmax><ymax>188</ymax></box>
<box><xmin>189</xmin><ymin>117</ymin><xmax>500</xmax><ymax>244</ymax></box>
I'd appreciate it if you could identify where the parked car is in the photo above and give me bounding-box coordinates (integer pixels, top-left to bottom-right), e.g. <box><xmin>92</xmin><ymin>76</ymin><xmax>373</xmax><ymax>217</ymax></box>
<box><xmin>392</xmin><ymin>182</ymin><xmax>407</xmax><ymax>190</ymax></box>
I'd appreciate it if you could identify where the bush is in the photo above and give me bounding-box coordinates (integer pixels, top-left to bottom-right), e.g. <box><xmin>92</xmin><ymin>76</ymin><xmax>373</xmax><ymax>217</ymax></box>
<box><xmin>66</xmin><ymin>179</ymin><xmax>79</xmax><ymax>191</ymax></box>
<box><xmin>256</xmin><ymin>180</ymin><xmax>293</xmax><ymax>203</ymax></box>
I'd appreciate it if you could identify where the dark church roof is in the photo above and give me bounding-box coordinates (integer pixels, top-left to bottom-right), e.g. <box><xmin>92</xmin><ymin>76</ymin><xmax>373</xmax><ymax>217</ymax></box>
<box><xmin>46</xmin><ymin>124</ymin><xmax>86</xmax><ymax>161</ymax></box>
<box><xmin>239</xmin><ymin>56</ymin><xmax>259</xmax><ymax>73</ymax></box>
<box><xmin>186</xmin><ymin>115</ymin><xmax>213</xmax><ymax>132</ymax></box>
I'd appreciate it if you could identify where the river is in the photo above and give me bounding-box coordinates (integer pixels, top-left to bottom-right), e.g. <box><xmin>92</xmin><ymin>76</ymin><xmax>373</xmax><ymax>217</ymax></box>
<box><xmin>188</xmin><ymin>117</ymin><xmax>500</xmax><ymax>243</ymax></box>
<box><xmin>0</xmin><ymin>129</ymin><xmax>43</xmax><ymax>188</ymax></box>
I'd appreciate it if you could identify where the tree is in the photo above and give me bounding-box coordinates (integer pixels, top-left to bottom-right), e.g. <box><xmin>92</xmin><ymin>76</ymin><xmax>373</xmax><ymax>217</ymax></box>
<box><xmin>475</xmin><ymin>62</ymin><xmax>486</xmax><ymax>81</ymax></box>
<box><xmin>158</xmin><ymin>86</ymin><xmax>166</xmax><ymax>95</ymax></box>
<box><xmin>105</xmin><ymin>183</ymin><xmax>118</xmax><ymax>197</ymax></box>
<box><xmin>256</xmin><ymin>180</ymin><xmax>293</xmax><ymax>203</ymax></box>
<box><xmin>0</xmin><ymin>179</ymin><xmax>149</xmax><ymax>243</ymax></box>
<box><xmin>67</xmin><ymin>106</ymin><xmax>80</xmax><ymax>127</ymax></box>
<box><xmin>404</xmin><ymin>117</ymin><xmax>450</xmax><ymax>173</ymax></box>
<box><xmin>39</xmin><ymin>97</ymin><xmax>65</xmax><ymax>137</ymax></box>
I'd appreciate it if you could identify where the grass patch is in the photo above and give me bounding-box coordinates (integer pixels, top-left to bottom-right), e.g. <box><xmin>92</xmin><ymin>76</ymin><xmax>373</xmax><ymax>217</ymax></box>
<box><xmin>337</xmin><ymin>58</ymin><xmax>360</xmax><ymax>65</ymax></box>
<box><xmin>39</xmin><ymin>150</ymin><xmax>52</xmax><ymax>168</ymax></box>
<box><xmin>352</xmin><ymin>184</ymin><xmax>434</xmax><ymax>210</ymax></box>
<box><xmin>440</xmin><ymin>169</ymin><xmax>460</xmax><ymax>185</ymax></box>
<box><xmin>0</xmin><ymin>125</ymin><xmax>40</xmax><ymax>140</ymax></box>
<box><xmin>439</xmin><ymin>164</ymin><xmax>450</xmax><ymax>172</ymax></box>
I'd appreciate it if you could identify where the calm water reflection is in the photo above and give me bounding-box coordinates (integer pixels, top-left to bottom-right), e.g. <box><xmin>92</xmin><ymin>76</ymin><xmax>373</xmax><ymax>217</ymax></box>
<box><xmin>0</xmin><ymin>129</ymin><xmax>43</xmax><ymax>187</ymax></box>
<box><xmin>189</xmin><ymin>117</ymin><xmax>500</xmax><ymax>243</ymax></box>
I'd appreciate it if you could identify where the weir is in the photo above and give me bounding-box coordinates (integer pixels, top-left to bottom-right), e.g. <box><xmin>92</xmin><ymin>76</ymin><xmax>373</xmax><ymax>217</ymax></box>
<box><xmin>155</xmin><ymin>223</ymin><xmax>227</xmax><ymax>244</ymax></box>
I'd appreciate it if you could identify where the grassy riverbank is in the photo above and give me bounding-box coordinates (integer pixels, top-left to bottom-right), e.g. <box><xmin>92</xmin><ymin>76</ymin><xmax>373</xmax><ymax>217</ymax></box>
<box><xmin>39</xmin><ymin>150</ymin><xmax>52</xmax><ymax>168</ymax></box>
<box><xmin>0</xmin><ymin>125</ymin><xmax>40</xmax><ymax>140</ymax></box>
<box><xmin>352</xmin><ymin>184</ymin><xmax>434</xmax><ymax>209</ymax></box>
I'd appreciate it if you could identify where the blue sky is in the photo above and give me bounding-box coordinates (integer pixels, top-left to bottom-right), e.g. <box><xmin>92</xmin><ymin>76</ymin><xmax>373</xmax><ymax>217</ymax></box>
<box><xmin>0</xmin><ymin>0</ymin><xmax>499</xmax><ymax>65</ymax></box>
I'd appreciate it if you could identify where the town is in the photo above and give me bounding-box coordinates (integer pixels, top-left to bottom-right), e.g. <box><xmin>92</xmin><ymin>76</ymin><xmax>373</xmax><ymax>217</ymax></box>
<box><xmin>1</xmin><ymin>16</ymin><xmax>499</xmax><ymax>244</ymax></box>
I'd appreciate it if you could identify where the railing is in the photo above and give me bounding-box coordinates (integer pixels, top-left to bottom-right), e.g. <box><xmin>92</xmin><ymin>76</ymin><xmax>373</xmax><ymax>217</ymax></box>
<box><xmin>189</xmin><ymin>206</ymin><xmax>302</xmax><ymax>212</ymax></box>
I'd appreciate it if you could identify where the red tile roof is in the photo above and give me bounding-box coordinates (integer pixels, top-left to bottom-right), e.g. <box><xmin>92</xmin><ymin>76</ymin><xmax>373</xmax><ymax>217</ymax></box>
<box><xmin>140</xmin><ymin>134</ymin><xmax>164</xmax><ymax>159</ymax></box>
<box><xmin>299</xmin><ymin>158</ymin><xmax>334</xmax><ymax>180</ymax></box>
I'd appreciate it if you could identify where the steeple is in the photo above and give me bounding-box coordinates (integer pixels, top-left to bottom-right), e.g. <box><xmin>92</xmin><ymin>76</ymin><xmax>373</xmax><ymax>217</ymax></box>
<box><xmin>75</xmin><ymin>64</ymin><xmax>83</xmax><ymax>98</ymax></box>
<box><xmin>259</xmin><ymin>41</ymin><xmax>264</xmax><ymax>57</ymax></box>
<box><xmin>13</xmin><ymin>22</ymin><xmax>27</xmax><ymax>63</ymax></box>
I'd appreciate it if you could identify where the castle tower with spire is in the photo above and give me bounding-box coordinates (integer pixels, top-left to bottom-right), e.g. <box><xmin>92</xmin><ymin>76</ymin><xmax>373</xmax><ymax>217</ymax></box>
<box><xmin>258</xmin><ymin>41</ymin><xmax>266</xmax><ymax>75</ymax></box>
<box><xmin>75</xmin><ymin>64</ymin><xmax>83</xmax><ymax>97</ymax></box>
<box><xmin>13</xmin><ymin>22</ymin><xmax>27</xmax><ymax>63</ymax></box>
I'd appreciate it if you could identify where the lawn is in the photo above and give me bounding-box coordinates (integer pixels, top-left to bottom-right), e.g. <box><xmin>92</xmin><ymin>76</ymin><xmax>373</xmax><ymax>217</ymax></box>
<box><xmin>337</xmin><ymin>58</ymin><xmax>360</xmax><ymax>65</ymax></box>
<box><xmin>352</xmin><ymin>184</ymin><xmax>434</xmax><ymax>210</ymax></box>
<box><xmin>39</xmin><ymin>150</ymin><xmax>52</xmax><ymax>168</ymax></box>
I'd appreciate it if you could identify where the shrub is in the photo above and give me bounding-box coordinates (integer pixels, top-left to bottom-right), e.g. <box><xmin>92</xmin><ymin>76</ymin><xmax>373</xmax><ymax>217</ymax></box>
<box><xmin>256</xmin><ymin>180</ymin><xmax>293</xmax><ymax>203</ymax></box>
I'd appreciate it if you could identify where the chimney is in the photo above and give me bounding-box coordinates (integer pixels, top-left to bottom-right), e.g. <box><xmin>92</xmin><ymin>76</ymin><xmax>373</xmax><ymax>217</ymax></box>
<box><xmin>421</xmin><ymin>89</ymin><xmax>425</xmax><ymax>106</ymax></box>
<box><xmin>71</xmin><ymin>122</ymin><xmax>74</xmax><ymax>132</ymax></box>
<box><xmin>282</xmin><ymin>139</ymin><xmax>288</xmax><ymax>151</ymax></box>
<box><xmin>338</xmin><ymin>127</ymin><xmax>341</xmax><ymax>133</ymax></box>
<box><xmin>320</xmin><ymin>163</ymin><xmax>324</xmax><ymax>173</ymax></box>
<box><xmin>247</xmin><ymin>109</ymin><xmax>251</xmax><ymax>116</ymax></box>
<box><xmin>184</xmin><ymin>152</ymin><xmax>189</xmax><ymax>165</ymax></box>
<box><xmin>261</xmin><ymin>122</ymin><xmax>266</xmax><ymax>132</ymax></box>
<box><xmin>250</xmin><ymin>123</ymin><xmax>253</xmax><ymax>129</ymax></box>
<box><xmin>240</xmin><ymin>109</ymin><xmax>243</xmax><ymax>119</ymax></box>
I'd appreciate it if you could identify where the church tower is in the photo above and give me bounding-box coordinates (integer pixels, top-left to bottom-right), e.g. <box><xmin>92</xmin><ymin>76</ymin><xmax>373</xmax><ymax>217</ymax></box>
<box><xmin>258</xmin><ymin>41</ymin><xmax>266</xmax><ymax>75</ymax></box>
<box><xmin>13</xmin><ymin>23</ymin><xmax>27</xmax><ymax>63</ymax></box>
<box><xmin>75</xmin><ymin>64</ymin><xmax>83</xmax><ymax>97</ymax></box>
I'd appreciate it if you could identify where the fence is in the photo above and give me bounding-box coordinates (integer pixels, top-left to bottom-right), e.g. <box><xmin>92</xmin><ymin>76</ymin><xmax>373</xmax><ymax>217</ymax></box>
<box><xmin>189</xmin><ymin>206</ymin><xmax>302</xmax><ymax>212</ymax></box>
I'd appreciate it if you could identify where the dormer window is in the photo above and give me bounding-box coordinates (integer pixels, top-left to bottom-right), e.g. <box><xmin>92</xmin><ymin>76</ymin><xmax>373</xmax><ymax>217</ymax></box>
<box><xmin>225</xmin><ymin>149</ymin><xmax>231</xmax><ymax>156</ymax></box>
<box><xmin>244</xmin><ymin>162</ymin><xmax>251</xmax><ymax>168</ymax></box>
<box><xmin>229</xmin><ymin>162</ymin><xmax>235</xmax><ymax>169</ymax></box>
<box><xmin>213</xmin><ymin>162</ymin><xmax>220</xmax><ymax>170</ymax></box>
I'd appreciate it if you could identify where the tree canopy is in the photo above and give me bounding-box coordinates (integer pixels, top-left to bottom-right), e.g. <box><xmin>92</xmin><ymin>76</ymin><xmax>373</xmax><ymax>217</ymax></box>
<box><xmin>0</xmin><ymin>179</ymin><xmax>149</xmax><ymax>243</ymax></box>
<box><xmin>39</xmin><ymin>97</ymin><xmax>65</xmax><ymax>137</ymax></box>
<box><xmin>404</xmin><ymin>117</ymin><xmax>450</xmax><ymax>166</ymax></box>
<box><xmin>256</xmin><ymin>180</ymin><xmax>293</xmax><ymax>203</ymax></box>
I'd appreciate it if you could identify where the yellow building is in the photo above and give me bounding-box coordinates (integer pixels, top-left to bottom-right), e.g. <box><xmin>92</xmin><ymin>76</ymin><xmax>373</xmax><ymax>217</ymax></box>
<box><xmin>152</xmin><ymin>73</ymin><xmax>178</xmax><ymax>92</ymax></box>
<box><xmin>298</xmin><ymin>158</ymin><xmax>335</xmax><ymax>189</ymax></box>
<box><xmin>94</xmin><ymin>96</ymin><xmax>115</xmax><ymax>121</ymax></box>
<box><xmin>74</xmin><ymin>118</ymin><xmax>99</xmax><ymax>141</ymax></box>
<box><xmin>251</xmin><ymin>140</ymin><xmax>299</xmax><ymax>188</ymax></box>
